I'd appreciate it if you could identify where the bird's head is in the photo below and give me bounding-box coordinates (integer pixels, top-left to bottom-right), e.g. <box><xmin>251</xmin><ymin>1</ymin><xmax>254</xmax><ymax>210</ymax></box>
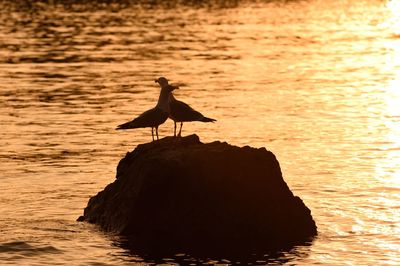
<box><xmin>155</xmin><ymin>77</ymin><xmax>179</xmax><ymax>92</ymax></box>
<box><xmin>155</xmin><ymin>77</ymin><xmax>169</xmax><ymax>87</ymax></box>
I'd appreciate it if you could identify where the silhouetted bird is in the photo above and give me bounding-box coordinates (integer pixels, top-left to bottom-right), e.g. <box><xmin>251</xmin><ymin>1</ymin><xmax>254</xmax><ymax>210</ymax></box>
<box><xmin>116</xmin><ymin>77</ymin><xmax>177</xmax><ymax>141</ymax></box>
<box><xmin>169</xmin><ymin>93</ymin><xmax>216</xmax><ymax>137</ymax></box>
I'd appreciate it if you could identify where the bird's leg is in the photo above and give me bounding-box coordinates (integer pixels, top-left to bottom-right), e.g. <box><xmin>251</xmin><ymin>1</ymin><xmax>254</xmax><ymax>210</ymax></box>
<box><xmin>156</xmin><ymin>126</ymin><xmax>159</xmax><ymax>140</ymax></box>
<box><xmin>174</xmin><ymin>121</ymin><xmax>177</xmax><ymax>137</ymax></box>
<box><xmin>178</xmin><ymin>122</ymin><xmax>183</xmax><ymax>137</ymax></box>
<box><xmin>151</xmin><ymin>127</ymin><xmax>154</xmax><ymax>141</ymax></box>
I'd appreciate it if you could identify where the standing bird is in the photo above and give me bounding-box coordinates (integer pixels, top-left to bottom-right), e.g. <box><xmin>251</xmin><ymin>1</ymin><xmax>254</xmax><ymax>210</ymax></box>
<box><xmin>116</xmin><ymin>77</ymin><xmax>177</xmax><ymax>141</ymax></box>
<box><xmin>169</xmin><ymin>93</ymin><xmax>216</xmax><ymax>137</ymax></box>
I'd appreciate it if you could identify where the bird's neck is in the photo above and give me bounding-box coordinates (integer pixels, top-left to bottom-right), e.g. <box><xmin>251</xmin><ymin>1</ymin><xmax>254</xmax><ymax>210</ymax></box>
<box><xmin>168</xmin><ymin>93</ymin><xmax>176</xmax><ymax>102</ymax></box>
<box><xmin>156</xmin><ymin>87</ymin><xmax>171</xmax><ymax>112</ymax></box>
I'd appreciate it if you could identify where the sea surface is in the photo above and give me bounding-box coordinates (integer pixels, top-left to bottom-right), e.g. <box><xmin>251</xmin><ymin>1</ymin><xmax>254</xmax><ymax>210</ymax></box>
<box><xmin>1</xmin><ymin>0</ymin><xmax>399</xmax><ymax>264</ymax></box>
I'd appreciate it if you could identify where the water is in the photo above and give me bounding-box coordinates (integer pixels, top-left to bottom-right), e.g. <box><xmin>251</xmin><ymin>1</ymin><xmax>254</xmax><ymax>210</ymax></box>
<box><xmin>1</xmin><ymin>0</ymin><xmax>399</xmax><ymax>264</ymax></box>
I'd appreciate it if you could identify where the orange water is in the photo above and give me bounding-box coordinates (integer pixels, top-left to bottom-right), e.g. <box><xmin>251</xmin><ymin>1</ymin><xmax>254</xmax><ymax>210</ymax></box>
<box><xmin>1</xmin><ymin>0</ymin><xmax>399</xmax><ymax>264</ymax></box>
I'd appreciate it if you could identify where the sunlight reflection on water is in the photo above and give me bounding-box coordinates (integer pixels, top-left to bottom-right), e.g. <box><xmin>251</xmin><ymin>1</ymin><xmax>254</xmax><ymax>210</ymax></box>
<box><xmin>0</xmin><ymin>0</ymin><xmax>400</xmax><ymax>265</ymax></box>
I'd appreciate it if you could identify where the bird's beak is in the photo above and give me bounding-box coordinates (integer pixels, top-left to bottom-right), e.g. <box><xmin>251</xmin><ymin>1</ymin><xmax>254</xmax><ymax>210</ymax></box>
<box><xmin>154</xmin><ymin>79</ymin><xmax>158</xmax><ymax>83</ymax></box>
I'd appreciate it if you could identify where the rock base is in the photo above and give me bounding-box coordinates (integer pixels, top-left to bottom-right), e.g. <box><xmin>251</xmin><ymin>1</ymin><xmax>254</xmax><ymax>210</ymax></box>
<box><xmin>78</xmin><ymin>135</ymin><xmax>317</xmax><ymax>255</ymax></box>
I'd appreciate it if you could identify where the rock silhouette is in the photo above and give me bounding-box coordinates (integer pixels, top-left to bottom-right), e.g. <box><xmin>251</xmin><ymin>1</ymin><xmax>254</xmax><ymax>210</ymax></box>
<box><xmin>78</xmin><ymin>135</ymin><xmax>317</xmax><ymax>255</ymax></box>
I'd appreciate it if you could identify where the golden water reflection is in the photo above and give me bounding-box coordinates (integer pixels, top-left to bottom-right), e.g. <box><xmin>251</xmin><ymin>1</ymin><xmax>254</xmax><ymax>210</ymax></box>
<box><xmin>387</xmin><ymin>0</ymin><xmax>400</xmax><ymax>35</ymax></box>
<box><xmin>377</xmin><ymin>0</ymin><xmax>400</xmax><ymax>190</ymax></box>
<box><xmin>0</xmin><ymin>0</ymin><xmax>400</xmax><ymax>265</ymax></box>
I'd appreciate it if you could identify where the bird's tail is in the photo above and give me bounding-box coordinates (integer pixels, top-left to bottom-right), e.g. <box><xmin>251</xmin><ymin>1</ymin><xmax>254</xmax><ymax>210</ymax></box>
<box><xmin>201</xmin><ymin>116</ymin><xmax>216</xmax><ymax>123</ymax></box>
<box><xmin>116</xmin><ymin>121</ymin><xmax>136</xmax><ymax>130</ymax></box>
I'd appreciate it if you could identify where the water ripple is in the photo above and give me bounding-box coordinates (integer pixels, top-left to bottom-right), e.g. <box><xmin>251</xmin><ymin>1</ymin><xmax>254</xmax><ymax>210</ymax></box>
<box><xmin>0</xmin><ymin>241</ymin><xmax>61</xmax><ymax>255</ymax></box>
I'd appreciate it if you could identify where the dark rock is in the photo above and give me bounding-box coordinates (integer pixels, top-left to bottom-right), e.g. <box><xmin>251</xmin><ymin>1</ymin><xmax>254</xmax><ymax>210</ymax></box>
<box><xmin>79</xmin><ymin>134</ymin><xmax>317</xmax><ymax>255</ymax></box>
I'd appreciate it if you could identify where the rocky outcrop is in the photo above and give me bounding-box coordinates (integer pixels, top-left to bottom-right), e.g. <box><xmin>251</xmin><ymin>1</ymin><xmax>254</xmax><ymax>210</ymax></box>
<box><xmin>78</xmin><ymin>135</ymin><xmax>317</xmax><ymax>254</ymax></box>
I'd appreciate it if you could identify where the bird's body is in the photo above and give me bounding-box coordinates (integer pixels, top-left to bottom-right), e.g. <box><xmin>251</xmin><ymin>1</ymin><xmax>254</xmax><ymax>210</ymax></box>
<box><xmin>169</xmin><ymin>93</ymin><xmax>216</xmax><ymax>137</ymax></box>
<box><xmin>116</xmin><ymin>107</ymin><xmax>168</xmax><ymax>130</ymax></box>
<box><xmin>116</xmin><ymin>77</ymin><xmax>177</xmax><ymax>141</ymax></box>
